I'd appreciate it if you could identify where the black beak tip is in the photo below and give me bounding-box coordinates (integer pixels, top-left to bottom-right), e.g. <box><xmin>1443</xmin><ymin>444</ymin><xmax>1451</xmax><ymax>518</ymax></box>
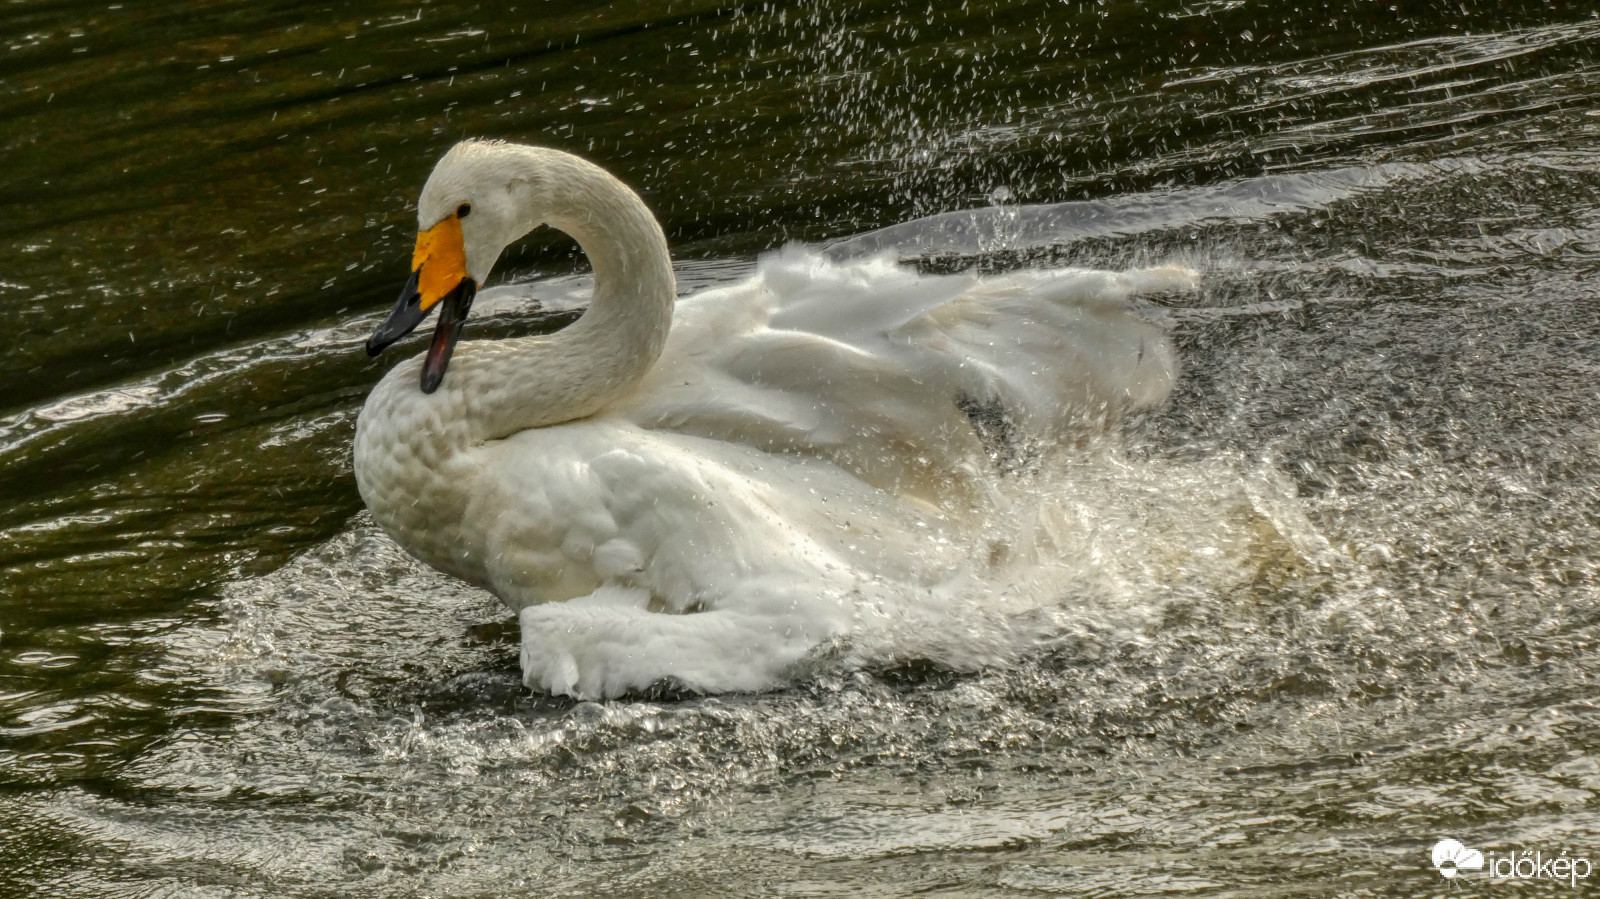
<box><xmin>420</xmin><ymin>369</ymin><xmax>444</xmax><ymax>394</ymax></box>
<box><xmin>365</xmin><ymin>276</ymin><xmax>426</xmax><ymax>359</ymax></box>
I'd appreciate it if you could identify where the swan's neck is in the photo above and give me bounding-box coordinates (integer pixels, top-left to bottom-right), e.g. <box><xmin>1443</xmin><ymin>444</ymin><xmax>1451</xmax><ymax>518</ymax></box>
<box><xmin>456</xmin><ymin>150</ymin><xmax>675</xmax><ymax>442</ymax></box>
<box><xmin>354</xmin><ymin>148</ymin><xmax>675</xmax><ymax>584</ymax></box>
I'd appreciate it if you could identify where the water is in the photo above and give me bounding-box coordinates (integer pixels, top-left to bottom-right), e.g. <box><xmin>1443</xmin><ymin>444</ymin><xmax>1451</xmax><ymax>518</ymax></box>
<box><xmin>3</xmin><ymin>1</ymin><xmax>1599</xmax><ymax>895</ymax></box>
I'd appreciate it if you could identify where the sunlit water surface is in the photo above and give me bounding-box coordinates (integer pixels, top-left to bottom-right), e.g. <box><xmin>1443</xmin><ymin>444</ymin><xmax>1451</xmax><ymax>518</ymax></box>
<box><xmin>2</xmin><ymin>2</ymin><xmax>1599</xmax><ymax>897</ymax></box>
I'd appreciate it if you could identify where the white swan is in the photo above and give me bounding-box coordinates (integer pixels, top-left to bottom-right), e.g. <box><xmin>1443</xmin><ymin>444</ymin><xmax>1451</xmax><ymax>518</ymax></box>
<box><xmin>354</xmin><ymin>139</ymin><xmax>1195</xmax><ymax>699</ymax></box>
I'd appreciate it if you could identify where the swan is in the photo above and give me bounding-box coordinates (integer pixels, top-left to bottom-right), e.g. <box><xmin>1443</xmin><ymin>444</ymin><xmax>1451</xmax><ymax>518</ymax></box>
<box><xmin>354</xmin><ymin>139</ymin><xmax>1196</xmax><ymax>699</ymax></box>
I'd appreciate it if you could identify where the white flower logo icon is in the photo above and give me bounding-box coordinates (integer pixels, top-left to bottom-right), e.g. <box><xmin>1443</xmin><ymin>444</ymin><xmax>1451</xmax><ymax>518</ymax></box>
<box><xmin>1432</xmin><ymin>839</ymin><xmax>1485</xmax><ymax>878</ymax></box>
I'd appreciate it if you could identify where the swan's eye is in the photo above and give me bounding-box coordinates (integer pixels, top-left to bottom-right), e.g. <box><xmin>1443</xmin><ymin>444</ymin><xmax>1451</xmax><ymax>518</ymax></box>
<box><xmin>456</xmin><ymin>202</ymin><xmax>472</xmax><ymax>219</ymax></box>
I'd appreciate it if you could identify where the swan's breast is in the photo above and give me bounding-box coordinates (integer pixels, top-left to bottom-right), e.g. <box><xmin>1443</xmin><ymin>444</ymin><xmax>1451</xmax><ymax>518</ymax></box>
<box><xmin>354</xmin><ymin>360</ymin><xmax>491</xmax><ymax>584</ymax></box>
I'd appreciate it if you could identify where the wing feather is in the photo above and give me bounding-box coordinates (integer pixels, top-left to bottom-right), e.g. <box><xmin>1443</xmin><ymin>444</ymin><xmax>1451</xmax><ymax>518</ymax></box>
<box><xmin>618</xmin><ymin>247</ymin><xmax>1192</xmax><ymax>499</ymax></box>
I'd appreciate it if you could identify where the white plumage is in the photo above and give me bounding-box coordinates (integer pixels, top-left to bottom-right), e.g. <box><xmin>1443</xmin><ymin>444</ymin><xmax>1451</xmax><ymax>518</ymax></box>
<box><xmin>354</xmin><ymin>140</ymin><xmax>1195</xmax><ymax>699</ymax></box>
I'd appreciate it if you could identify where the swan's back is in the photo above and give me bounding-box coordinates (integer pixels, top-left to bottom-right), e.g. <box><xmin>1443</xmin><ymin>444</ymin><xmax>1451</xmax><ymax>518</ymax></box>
<box><xmin>619</xmin><ymin>247</ymin><xmax>1190</xmax><ymax>502</ymax></box>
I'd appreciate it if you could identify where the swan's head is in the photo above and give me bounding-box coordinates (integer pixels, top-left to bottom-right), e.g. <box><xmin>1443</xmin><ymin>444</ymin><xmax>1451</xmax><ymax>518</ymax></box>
<box><xmin>365</xmin><ymin>140</ymin><xmax>544</xmax><ymax>393</ymax></box>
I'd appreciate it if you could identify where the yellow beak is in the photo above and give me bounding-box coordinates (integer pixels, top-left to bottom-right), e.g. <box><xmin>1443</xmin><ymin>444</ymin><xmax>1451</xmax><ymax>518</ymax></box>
<box><xmin>366</xmin><ymin>211</ymin><xmax>479</xmax><ymax>394</ymax></box>
<box><xmin>412</xmin><ymin>213</ymin><xmax>468</xmax><ymax>312</ymax></box>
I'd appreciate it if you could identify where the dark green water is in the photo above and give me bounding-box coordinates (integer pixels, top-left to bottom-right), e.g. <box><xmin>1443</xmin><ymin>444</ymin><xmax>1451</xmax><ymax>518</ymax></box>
<box><xmin>3</xmin><ymin>1</ymin><xmax>1599</xmax><ymax>896</ymax></box>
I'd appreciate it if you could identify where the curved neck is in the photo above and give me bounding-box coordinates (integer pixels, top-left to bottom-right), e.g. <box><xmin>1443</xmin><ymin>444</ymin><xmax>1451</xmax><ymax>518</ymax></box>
<box><xmin>455</xmin><ymin>149</ymin><xmax>676</xmax><ymax>442</ymax></box>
